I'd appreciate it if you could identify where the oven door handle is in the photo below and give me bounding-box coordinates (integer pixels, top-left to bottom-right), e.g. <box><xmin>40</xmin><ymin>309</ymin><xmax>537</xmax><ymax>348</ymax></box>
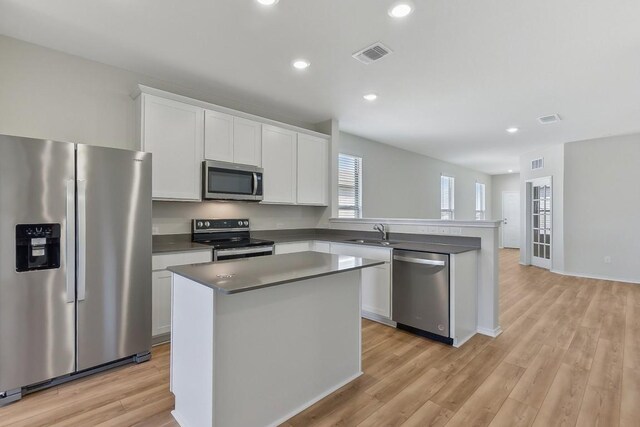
<box><xmin>215</xmin><ymin>245</ymin><xmax>274</xmax><ymax>260</ymax></box>
<box><xmin>252</xmin><ymin>172</ymin><xmax>258</xmax><ymax>195</ymax></box>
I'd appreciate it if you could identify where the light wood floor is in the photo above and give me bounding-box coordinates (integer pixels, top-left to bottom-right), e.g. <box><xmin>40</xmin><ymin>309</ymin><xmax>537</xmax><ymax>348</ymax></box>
<box><xmin>2</xmin><ymin>249</ymin><xmax>638</xmax><ymax>426</ymax></box>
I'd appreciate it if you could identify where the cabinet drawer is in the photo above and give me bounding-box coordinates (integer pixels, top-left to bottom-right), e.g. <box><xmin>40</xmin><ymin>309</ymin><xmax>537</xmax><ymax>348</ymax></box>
<box><xmin>152</xmin><ymin>249</ymin><xmax>212</xmax><ymax>271</ymax></box>
<box><xmin>329</xmin><ymin>243</ymin><xmax>392</xmax><ymax>262</ymax></box>
<box><xmin>311</xmin><ymin>241</ymin><xmax>332</xmax><ymax>253</ymax></box>
<box><xmin>275</xmin><ymin>241</ymin><xmax>312</xmax><ymax>255</ymax></box>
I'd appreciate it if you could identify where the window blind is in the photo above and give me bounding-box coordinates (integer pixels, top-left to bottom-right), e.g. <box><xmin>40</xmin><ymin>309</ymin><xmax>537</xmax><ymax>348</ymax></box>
<box><xmin>441</xmin><ymin>175</ymin><xmax>455</xmax><ymax>220</ymax></box>
<box><xmin>338</xmin><ymin>154</ymin><xmax>362</xmax><ymax>218</ymax></box>
<box><xmin>475</xmin><ymin>182</ymin><xmax>486</xmax><ymax>220</ymax></box>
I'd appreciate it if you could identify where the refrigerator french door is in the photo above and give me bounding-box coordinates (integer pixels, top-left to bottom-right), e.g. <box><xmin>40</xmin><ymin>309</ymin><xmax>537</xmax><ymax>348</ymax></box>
<box><xmin>76</xmin><ymin>144</ymin><xmax>152</xmax><ymax>370</ymax></box>
<box><xmin>0</xmin><ymin>135</ymin><xmax>151</xmax><ymax>402</ymax></box>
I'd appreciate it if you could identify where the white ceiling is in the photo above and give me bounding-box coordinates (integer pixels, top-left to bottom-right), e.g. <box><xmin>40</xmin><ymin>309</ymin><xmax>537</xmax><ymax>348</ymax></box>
<box><xmin>1</xmin><ymin>0</ymin><xmax>640</xmax><ymax>174</ymax></box>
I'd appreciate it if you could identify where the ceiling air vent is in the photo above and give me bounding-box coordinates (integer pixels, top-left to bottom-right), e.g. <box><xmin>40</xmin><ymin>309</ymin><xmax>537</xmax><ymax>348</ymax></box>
<box><xmin>352</xmin><ymin>42</ymin><xmax>393</xmax><ymax>64</ymax></box>
<box><xmin>531</xmin><ymin>158</ymin><xmax>544</xmax><ymax>170</ymax></box>
<box><xmin>538</xmin><ymin>114</ymin><xmax>562</xmax><ymax>124</ymax></box>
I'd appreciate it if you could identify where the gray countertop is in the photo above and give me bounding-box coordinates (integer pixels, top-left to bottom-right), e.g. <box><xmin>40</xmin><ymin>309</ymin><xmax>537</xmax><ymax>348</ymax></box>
<box><xmin>168</xmin><ymin>252</ymin><xmax>385</xmax><ymax>294</ymax></box>
<box><xmin>253</xmin><ymin>229</ymin><xmax>480</xmax><ymax>254</ymax></box>
<box><xmin>152</xmin><ymin>234</ymin><xmax>211</xmax><ymax>254</ymax></box>
<box><xmin>153</xmin><ymin>229</ymin><xmax>480</xmax><ymax>255</ymax></box>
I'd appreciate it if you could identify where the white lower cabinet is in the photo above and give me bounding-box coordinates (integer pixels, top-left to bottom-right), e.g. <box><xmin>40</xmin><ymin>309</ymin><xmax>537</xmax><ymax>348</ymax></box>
<box><xmin>312</xmin><ymin>241</ymin><xmax>331</xmax><ymax>253</ymax></box>
<box><xmin>151</xmin><ymin>249</ymin><xmax>212</xmax><ymax>342</ymax></box>
<box><xmin>329</xmin><ymin>243</ymin><xmax>393</xmax><ymax>323</ymax></box>
<box><xmin>152</xmin><ymin>270</ymin><xmax>172</xmax><ymax>338</ymax></box>
<box><xmin>360</xmin><ymin>264</ymin><xmax>391</xmax><ymax>318</ymax></box>
<box><xmin>275</xmin><ymin>241</ymin><xmax>312</xmax><ymax>254</ymax></box>
<box><xmin>273</xmin><ymin>241</ymin><xmax>393</xmax><ymax>324</ymax></box>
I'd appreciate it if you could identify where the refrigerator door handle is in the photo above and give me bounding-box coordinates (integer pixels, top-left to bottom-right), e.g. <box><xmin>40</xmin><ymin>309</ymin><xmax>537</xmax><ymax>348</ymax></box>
<box><xmin>65</xmin><ymin>180</ymin><xmax>76</xmax><ymax>303</ymax></box>
<box><xmin>77</xmin><ymin>179</ymin><xmax>87</xmax><ymax>301</ymax></box>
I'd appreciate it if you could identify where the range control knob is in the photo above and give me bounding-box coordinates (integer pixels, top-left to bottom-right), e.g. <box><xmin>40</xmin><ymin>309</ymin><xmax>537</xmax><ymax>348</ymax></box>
<box><xmin>238</xmin><ymin>221</ymin><xmax>243</xmax><ymax>226</ymax></box>
<box><xmin>243</xmin><ymin>221</ymin><xmax>249</xmax><ymax>226</ymax></box>
<box><xmin>204</xmin><ymin>221</ymin><xmax>210</xmax><ymax>227</ymax></box>
<box><xmin>197</xmin><ymin>221</ymin><xmax>203</xmax><ymax>228</ymax></box>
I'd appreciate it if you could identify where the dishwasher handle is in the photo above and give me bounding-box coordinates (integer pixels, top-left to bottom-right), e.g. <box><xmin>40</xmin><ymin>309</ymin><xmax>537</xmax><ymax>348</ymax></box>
<box><xmin>394</xmin><ymin>255</ymin><xmax>446</xmax><ymax>267</ymax></box>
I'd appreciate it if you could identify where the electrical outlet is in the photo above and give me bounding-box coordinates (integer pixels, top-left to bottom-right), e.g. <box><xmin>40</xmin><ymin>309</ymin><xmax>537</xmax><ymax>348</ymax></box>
<box><xmin>450</xmin><ymin>227</ymin><xmax>462</xmax><ymax>235</ymax></box>
<box><xmin>439</xmin><ymin>227</ymin><xmax>449</xmax><ymax>234</ymax></box>
<box><xmin>604</xmin><ymin>256</ymin><xmax>612</xmax><ymax>264</ymax></box>
<box><xmin>428</xmin><ymin>226</ymin><xmax>438</xmax><ymax>234</ymax></box>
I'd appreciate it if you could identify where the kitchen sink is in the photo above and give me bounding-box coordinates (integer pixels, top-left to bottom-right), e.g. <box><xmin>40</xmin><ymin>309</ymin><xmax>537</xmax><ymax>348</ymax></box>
<box><xmin>346</xmin><ymin>238</ymin><xmax>396</xmax><ymax>246</ymax></box>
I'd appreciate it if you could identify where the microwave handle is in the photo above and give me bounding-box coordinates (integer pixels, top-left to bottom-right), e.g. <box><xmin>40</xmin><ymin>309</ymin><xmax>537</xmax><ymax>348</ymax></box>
<box><xmin>252</xmin><ymin>172</ymin><xmax>258</xmax><ymax>195</ymax></box>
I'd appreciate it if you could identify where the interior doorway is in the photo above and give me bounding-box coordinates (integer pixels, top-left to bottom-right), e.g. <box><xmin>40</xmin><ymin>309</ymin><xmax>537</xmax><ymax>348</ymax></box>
<box><xmin>501</xmin><ymin>191</ymin><xmax>520</xmax><ymax>248</ymax></box>
<box><xmin>529</xmin><ymin>177</ymin><xmax>552</xmax><ymax>269</ymax></box>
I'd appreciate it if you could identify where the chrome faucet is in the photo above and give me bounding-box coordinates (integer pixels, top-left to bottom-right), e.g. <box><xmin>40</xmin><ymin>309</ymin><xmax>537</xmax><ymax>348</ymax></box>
<box><xmin>373</xmin><ymin>223</ymin><xmax>388</xmax><ymax>241</ymax></box>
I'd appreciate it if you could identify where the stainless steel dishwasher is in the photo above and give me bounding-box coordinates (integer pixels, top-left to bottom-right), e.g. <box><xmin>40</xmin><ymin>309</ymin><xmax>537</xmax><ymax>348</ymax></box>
<box><xmin>392</xmin><ymin>250</ymin><xmax>452</xmax><ymax>344</ymax></box>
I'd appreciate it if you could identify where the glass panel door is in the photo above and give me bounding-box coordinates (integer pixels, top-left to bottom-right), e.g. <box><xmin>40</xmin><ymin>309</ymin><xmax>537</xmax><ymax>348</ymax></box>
<box><xmin>531</xmin><ymin>178</ymin><xmax>551</xmax><ymax>269</ymax></box>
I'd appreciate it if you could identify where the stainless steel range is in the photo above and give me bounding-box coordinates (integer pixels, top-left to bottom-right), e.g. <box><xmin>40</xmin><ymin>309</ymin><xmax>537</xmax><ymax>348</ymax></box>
<box><xmin>192</xmin><ymin>219</ymin><xmax>274</xmax><ymax>261</ymax></box>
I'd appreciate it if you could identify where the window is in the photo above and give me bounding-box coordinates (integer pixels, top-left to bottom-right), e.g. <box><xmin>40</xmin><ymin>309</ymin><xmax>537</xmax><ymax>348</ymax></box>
<box><xmin>475</xmin><ymin>182</ymin><xmax>486</xmax><ymax>220</ymax></box>
<box><xmin>441</xmin><ymin>175</ymin><xmax>455</xmax><ymax>220</ymax></box>
<box><xmin>338</xmin><ymin>154</ymin><xmax>362</xmax><ymax>218</ymax></box>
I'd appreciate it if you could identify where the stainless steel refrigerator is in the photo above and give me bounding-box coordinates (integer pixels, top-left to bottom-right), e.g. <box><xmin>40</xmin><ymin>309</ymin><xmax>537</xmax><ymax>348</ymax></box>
<box><xmin>0</xmin><ymin>134</ymin><xmax>152</xmax><ymax>405</ymax></box>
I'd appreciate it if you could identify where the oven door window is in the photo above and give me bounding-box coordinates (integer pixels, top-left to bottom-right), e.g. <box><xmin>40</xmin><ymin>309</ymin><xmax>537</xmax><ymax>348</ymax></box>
<box><xmin>208</xmin><ymin>168</ymin><xmax>254</xmax><ymax>195</ymax></box>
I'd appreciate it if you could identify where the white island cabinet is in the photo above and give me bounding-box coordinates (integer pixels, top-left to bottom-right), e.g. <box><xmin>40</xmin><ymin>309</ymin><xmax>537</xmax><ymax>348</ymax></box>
<box><xmin>168</xmin><ymin>252</ymin><xmax>383</xmax><ymax>427</ymax></box>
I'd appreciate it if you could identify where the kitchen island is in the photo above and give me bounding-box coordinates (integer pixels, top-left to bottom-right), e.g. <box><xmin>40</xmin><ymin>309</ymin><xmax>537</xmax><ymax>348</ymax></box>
<box><xmin>167</xmin><ymin>252</ymin><xmax>384</xmax><ymax>427</ymax></box>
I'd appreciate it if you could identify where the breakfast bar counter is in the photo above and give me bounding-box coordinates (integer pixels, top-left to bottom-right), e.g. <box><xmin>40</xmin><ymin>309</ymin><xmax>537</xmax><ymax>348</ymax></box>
<box><xmin>167</xmin><ymin>252</ymin><xmax>383</xmax><ymax>427</ymax></box>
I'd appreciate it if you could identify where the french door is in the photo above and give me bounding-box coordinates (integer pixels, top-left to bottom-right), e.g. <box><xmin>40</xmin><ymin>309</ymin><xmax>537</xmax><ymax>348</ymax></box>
<box><xmin>531</xmin><ymin>177</ymin><xmax>551</xmax><ymax>269</ymax></box>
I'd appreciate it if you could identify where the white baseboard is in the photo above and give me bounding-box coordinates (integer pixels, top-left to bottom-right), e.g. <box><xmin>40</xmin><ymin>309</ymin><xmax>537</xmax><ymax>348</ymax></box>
<box><xmin>171</xmin><ymin>410</ymin><xmax>191</xmax><ymax>427</ymax></box>
<box><xmin>268</xmin><ymin>371</ymin><xmax>363</xmax><ymax>427</ymax></box>
<box><xmin>361</xmin><ymin>311</ymin><xmax>397</xmax><ymax>327</ymax></box>
<box><xmin>453</xmin><ymin>332</ymin><xmax>475</xmax><ymax>348</ymax></box>
<box><xmin>477</xmin><ymin>326</ymin><xmax>503</xmax><ymax>338</ymax></box>
<box><xmin>551</xmin><ymin>269</ymin><xmax>639</xmax><ymax>285</ymax></box>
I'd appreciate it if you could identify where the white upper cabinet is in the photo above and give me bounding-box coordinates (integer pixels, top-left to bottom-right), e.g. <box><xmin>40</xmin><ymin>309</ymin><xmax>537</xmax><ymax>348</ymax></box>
<box><xmin>204</xmin><ymin>112</ymin><xmax>262</xmax><ymax>167</ymax></box>
<box><xmin>297</xmin><ymin>134</ymin><xmax>328</xmax><ymax>206</ymax></box>
<box><xmin>261</xmin><ymin>125</ymin><xmax>297</xmax><ymax>204</ymax></box>
<box><xmin>141</xmin><ymin>94</ymin><xmax>204</xmax><ymax>201</ymax></box>
<box><xmin>232</xmin><ymin>117</ymin><xmax>262</xmax><ymax>167</ymax></box>
<box><xmin>204</xmin><ymin>110</ymin><xmax>234</xmax><ymax>163</ymax></box>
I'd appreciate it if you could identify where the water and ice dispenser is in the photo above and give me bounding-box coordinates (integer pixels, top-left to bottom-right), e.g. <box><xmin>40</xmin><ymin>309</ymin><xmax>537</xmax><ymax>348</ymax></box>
<box><xmin>15</xmin><ymin>223</ymin><xmax>61</xmax><ymax>272</ymax></box>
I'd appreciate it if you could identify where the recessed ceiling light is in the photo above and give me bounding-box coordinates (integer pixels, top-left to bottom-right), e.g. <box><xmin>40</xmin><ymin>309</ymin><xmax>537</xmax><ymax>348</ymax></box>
<box><xmin>363</xmin><ymin>93</ymin><xmax>378</xmax><ymax>101</ymax></box>
<box><xmin>256</xmin><ymin>0</ymin><xmax>279</xmax><ymax>5</ymax></box>
<box><xmin>388</xmin><ymin>2</ymin><xmax>414</xmax><ymax>18</ymax></box>
<box><xmin>506</xmin><ymin>127</ymin><xmax>519</xmax><ymax>134</ymax></box>
<box><xmin>508</xmin><ymin>169</ymin><xmax>514</xmax><ymax>173</ymax></box>
<box><xmin>292</xmin><ymin>59</ymin><xmax>310</xmax><ymax>70</ymax></box>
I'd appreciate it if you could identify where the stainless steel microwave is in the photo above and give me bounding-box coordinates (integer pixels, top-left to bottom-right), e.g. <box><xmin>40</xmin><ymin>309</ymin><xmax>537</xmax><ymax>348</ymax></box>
<box><xmin>202</xmin><ymin>160</ymin><xmax>264</xmax><ymax>201</ymax></box>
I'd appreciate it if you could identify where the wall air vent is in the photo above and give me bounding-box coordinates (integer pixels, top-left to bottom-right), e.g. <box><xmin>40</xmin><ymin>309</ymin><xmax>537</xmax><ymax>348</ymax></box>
<box><xmin>531</xmin><ymin>158</ymin><xmax>544</xmax><ymax>170</ymax></box>
<box><xmin>538</xmin><ymin>114</ymin><xmax>561</xmax><ymax>124</ymax></box>
<box><xmin>352</xmin><ymin>42</ymin><xmax>393</xmax><ymax>64</ymax></box>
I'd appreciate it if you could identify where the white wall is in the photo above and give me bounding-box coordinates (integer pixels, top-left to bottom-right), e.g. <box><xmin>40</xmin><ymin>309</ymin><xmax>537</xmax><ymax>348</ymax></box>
<box><xmin>519</xmin><ymin>144</ymin><xmax>565</xmax><ymax>271</ymax></box>
<box><xmin>153</xmin><ymin>202</ymin><xmax>325</xmax><ymax>234</ymax></box>
<box><xmin>491</xmin><ymin>173</ymin><xmax>520</xmax><ymax>247</ymax></box>
<box><xmin>340</xmin><ymin>132</ymin><xmax>492</xmax><ymax>221</ymax></box>
<box><xmin>563</xmin><ymin>134</ymin><xmax>640</xmax><ymax>282</ymax></box>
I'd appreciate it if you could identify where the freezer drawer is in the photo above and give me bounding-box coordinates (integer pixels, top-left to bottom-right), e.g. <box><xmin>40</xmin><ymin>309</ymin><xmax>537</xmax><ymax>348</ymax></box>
<box><xmin>392</xmin><ymin>250</ymin><xmax>450</xmax><ymax>340</ymax></box>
